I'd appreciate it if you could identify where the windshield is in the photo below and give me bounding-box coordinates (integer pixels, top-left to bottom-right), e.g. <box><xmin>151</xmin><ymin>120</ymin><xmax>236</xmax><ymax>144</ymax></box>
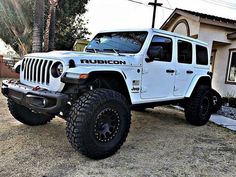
<box><xmin>86</xmin><ymin>31</ymin><xmax>148</xmax><ymax>54</ymax></box>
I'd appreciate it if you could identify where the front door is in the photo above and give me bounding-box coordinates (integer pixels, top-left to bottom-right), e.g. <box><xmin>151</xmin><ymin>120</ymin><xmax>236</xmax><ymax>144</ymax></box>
<box><xmin>141</xmin><ymin>35</ymin><xmax>175</xmax><ymax>99</ymax></box>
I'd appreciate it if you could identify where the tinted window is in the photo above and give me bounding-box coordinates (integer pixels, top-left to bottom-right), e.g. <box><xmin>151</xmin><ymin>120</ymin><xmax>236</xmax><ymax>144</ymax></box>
<box><xmin>86</xmin><ymin>31</ymin><xmax>148</xmax><ymax>54</ymax></box>
<box><xmin>178</xmin><ymin>40</ymin><xmax>192</xmax><ymax>64</ymax></box>
<box><xmin>149</xmin><ymin>36</ymin><xmax>172</xmax><ymax>62</ymax></box>
<box><xmin>196</xmin><ymin>45</ymin><xmax>208</xmax><ymax>65</ymax></box>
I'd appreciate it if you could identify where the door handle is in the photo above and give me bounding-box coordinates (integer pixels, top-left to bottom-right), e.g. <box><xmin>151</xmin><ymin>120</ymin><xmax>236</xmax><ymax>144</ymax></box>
<box><xmin>166</xmin><ymin>69</ymin><xmax>175</xmax><ymax>73</ymax></box>
<box><xmin>186</xmin><ymin>70</ymin><xmax>193</xmax><ymax>74</ymax></box>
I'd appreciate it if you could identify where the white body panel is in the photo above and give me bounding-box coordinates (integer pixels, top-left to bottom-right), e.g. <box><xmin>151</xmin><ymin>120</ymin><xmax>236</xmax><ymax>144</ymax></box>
<box><xmin>18</xmin><ymin>28</ymin><xmax>210</xmax><ymax>105</ymax></box>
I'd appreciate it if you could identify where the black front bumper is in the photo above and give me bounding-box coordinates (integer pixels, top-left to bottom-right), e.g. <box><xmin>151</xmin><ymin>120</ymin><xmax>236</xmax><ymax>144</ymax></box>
<box><xmin>1</xmin><ymin>80</ymin><xmax>68</xmax><ymax>114</ymax></box>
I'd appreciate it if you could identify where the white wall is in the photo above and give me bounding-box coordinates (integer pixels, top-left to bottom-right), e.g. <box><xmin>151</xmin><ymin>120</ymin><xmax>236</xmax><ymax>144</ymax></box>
<box><xmin>212</xmin><ymin>43</ymin><xmax>236</xmax><ymax>97</ymax></box>
<box><xmin>198</xmin><ymin>24</ymin><xmax>236</xmax><ymax>97</ymax></box>
<box><xmin>165</xmin><ymin>16</ymin><xmax>200</xmax><ymax>37</ymax></box>
<box><xmin>198</xmin><ymin>24</ymin><xmax>232</xmax><ymax>52</ymax></box>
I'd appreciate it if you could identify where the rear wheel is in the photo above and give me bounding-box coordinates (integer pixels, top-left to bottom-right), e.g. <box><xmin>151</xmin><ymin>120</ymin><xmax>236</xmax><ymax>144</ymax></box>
<box><xmin>8</xmin><ymin>99</ymin><xmax>54</xmax><ymax>126</ymax></box>
<box><xmin>211</xmin><ymin>89</ymin><xmax>222</xmax><ymax>113</ymax></box>
<box><xmin>66</xmin><ymin>89</ymin><xmax>131</xmax><ymax>159</ymax></box>
<box><xmin>185</xmin><ymin>86</ymin><xmax>213</xmax><ymax>126</ymax></box>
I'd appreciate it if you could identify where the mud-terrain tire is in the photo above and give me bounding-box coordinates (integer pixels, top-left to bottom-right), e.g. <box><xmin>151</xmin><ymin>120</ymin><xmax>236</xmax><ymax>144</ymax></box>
<box><xmin>185</xmin><ymin>86</ymin><xmax>213</xmax><ymax>126</ymax></box>
<box><xmin>8</xmin><ymin>99</ymin><xmax>54</xmax><ymax>126</ymax></box>
<box><xmin>66</xmin><ymin>89</ymin><xmax>131</xmax><ymax>159</ymax></box>
<box><xmin>211</xmin><ymin>89</ymin><xmax>222</xmax><ymax>113</ymax></box>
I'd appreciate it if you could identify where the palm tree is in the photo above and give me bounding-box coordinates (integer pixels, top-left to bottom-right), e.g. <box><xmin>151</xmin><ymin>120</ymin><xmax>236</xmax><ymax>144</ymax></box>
<box><xmin>32</xmin><ymin>0</ymin><xmax>45</xmax><ymax>52</ymax></box>
<box><xmin>44</xmin><ymin>0</ymin><xmax>58</xmax><ymax>51</ymax></box>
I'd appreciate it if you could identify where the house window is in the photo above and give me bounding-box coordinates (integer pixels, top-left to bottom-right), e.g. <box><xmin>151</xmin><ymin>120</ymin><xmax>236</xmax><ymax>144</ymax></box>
<box><xmin>227</xmin><ymin>50</ymin><xmax>236</xmax><ymax>83</ymax></box>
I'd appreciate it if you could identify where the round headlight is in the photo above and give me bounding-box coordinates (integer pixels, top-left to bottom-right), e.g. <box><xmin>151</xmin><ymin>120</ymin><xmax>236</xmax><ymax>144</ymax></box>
<box><xmin>51</xmin><ymin>62</ymin><xmax>63</xmax><ymax>78</ymax></box>
<box><xmin>57</xmin><ymin>63</ymin><xmax>63</xmax><ymax>75</ymax></box>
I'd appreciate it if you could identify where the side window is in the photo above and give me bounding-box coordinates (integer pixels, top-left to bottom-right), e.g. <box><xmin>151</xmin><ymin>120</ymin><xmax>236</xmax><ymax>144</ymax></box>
<box><xmin>149</xmin><ymin>36</ymin><xmax>172</xmax><ymax>62</ymax></box>
<box><xmin>196</xmin><ymin>45</ymin><xmax>208</xmax><ymax>65</ymax></box>
<box><xmin>178</xmin><ymin>40</ymin><xmax>192</xmax><ymax>64</ymax></box>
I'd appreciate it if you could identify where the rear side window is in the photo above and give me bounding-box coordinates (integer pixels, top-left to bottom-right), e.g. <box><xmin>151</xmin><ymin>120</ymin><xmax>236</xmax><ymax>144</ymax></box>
<box><xmin>196</xmin><ymin>45</ymin><xmax>208</xmax><ymax>65</ymax></box>
<box><xmin>150</xmin><ymin>36</ymin><xmax>172</xmax><ymax>62</ymax></box>
<box><xmin>178</xmin><ymin>40</ymin><xmax>192</xmax><ymax>64</ymax></box>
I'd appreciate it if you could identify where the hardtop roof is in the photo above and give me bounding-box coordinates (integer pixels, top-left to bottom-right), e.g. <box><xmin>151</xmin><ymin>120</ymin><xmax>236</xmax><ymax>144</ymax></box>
<box><xmin>97</xmin><ymin>28</ymin><xmax>208</xmax><ymax>46</ymax></box>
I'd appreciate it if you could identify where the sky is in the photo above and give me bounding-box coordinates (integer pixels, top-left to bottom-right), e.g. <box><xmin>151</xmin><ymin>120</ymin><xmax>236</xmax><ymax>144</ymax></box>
<box><xmin>85</xmin><ymin>0</ymin><xmax>236</xmax><ymax>38</ymax></box>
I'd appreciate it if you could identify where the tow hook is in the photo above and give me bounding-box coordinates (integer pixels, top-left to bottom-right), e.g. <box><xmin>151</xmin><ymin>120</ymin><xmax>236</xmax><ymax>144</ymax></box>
<box><xmin>32</xmin><ymin>86</ymin><xmax>40</xmax><ymax>91</ymax></box>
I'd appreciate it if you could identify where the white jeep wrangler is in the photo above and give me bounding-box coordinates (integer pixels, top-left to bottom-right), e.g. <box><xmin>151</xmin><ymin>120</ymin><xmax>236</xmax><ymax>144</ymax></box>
<box><xmin>2</xmin><ymin>28</ymin><xmax>214</xmax><ymax>159</ymax></box>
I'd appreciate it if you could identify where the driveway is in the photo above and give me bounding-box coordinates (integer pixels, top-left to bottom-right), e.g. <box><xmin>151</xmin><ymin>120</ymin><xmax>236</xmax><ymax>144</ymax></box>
<box><xmin>0</xmin><ymin>80</ymin><xmax>236</xmax><ymax>177</ymax></box>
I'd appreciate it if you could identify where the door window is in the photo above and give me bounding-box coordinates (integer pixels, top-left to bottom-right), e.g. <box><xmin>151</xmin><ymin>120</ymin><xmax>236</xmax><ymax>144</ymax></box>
<box><xmin>149</xmin><ymin>36</ymin><xmax>172</xmax><ymax>62</ymax></box>
<box><xmin>177</xmin><ymin>40</ymin><xmax>192</xmax><ymax>64</ymax></box>
<box><xmin>196</xmin><ymin>45</ymin><xmax>208</xmax><ymax>65</ymax></box>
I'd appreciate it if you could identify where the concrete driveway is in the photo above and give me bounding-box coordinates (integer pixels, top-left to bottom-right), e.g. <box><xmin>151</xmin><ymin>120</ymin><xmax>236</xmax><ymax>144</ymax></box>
<box><xmin>0</xmin><ymin>83</ymin><xmax>236</xmax><ymax>177</ymax></box>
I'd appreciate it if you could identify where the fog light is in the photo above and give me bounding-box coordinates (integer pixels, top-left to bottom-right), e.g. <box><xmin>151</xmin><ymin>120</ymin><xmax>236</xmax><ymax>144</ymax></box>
<box><xmin>42</xmin><ymin>99</ymin><xmax>48</xmax><ymax>107</ymax></box>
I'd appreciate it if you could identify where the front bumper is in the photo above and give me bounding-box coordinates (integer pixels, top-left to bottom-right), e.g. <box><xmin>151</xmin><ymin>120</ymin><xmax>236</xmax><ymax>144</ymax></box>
<box><xmin>1</xmin><ymin>80</ymin><xmax>68</xmax><ymax>114</ymax></box>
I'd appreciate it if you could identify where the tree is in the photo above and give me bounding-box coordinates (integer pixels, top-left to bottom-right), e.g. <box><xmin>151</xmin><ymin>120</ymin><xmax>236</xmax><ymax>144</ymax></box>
<box><xmin>55</xmin><ymin>0</ymin><xmax>90</xmax><ymax>50</ymax></box>
<box><xmin>0</xmin><ymin>0</ymin><xmax>34</xmax><ymax>56</ymax></box>
<box><xmin>44</xmin><ymin>0</ymin><xmax>58</xmax><ymax>52</ymax></box>
<box><xmin>0</xmin><ymin>0</ymin><xmax>90</xmax><ymax>55</ymax></box>
<box><xmin>32</xmin><ymin>0</ymin><xmax>45</xmax><ymax>52</ymax></box>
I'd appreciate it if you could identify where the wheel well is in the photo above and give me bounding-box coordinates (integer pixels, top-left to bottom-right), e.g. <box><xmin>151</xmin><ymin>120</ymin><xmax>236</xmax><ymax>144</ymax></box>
<box><xmin>87</xmin><ymin>71</ymin><xmax>131</xmax><ymax>104</ymax></box>
<box><xmin>191</xmin><ymin>76</ymin><xmax>211</xmax><ymax>96</ymax></box>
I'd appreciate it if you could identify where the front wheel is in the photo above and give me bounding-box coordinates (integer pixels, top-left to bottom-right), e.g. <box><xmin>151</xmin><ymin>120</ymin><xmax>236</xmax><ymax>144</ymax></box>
<box><xmin>8</xmin><ymin>99</ymin><xmax>54</xmax><ymax>126</ymax></box>
<box><xmin>185</xmin><ymin>86</ymin><xmax>213</xmax><ymax>126</ymax></box>
<box><xmin>66</xmin><ymin>89</ymin><xmax>131</xmax><ymax>159</ymax></box>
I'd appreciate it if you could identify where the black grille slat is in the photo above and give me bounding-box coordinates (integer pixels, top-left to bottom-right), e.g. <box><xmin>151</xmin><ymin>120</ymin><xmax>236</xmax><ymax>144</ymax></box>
<box><xmin>33</xmin><ymin>59</ymin><xmax>39</xmax><ymax>82</ymax></box>
<box><xmin>42</xmin><ymin>60</ymin><xmax>48</xmax><ymax>84</ymax></box>
<box><xmin>46</xmin><ymin>61</ymin><xmax>53</xmax><ymax>84</ymax></box>
<box><xmin>26</xmin><ymin>59</ymin><xmax>32</xmax><ymax>81</ymax></box>
<box><xmin>23</xmin><ymin>58</ymin><xmax>28</xmax><ymax>79</ymax></box>
<box><xmin>30</xmin><ymin>59</ymin><xmax>35</xmax><ymax>81</ymax></box>
<box><xmin>38</xmin><ymin>60</ymin><xmax>43</xmax><ymax>83</ymax></box>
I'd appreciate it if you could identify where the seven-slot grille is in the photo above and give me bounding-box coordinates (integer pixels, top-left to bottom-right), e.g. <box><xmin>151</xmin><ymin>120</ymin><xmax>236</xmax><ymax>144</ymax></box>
<box><xmin>22</xmin><ymin>58</ymin><xmax>53</xmax><ymax>85</ymax></box>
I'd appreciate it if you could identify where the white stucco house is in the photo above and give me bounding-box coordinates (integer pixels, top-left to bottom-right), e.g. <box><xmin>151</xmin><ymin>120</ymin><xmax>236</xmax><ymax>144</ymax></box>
<box><xmin>0</xmin><ymin>38</ymin><xmax>19</xmax><ymax>58</ymax></box>
<box><xmin>161</xmin><ymin>8</ymin><xmax>236</xmax><ymax>97</ymax></box>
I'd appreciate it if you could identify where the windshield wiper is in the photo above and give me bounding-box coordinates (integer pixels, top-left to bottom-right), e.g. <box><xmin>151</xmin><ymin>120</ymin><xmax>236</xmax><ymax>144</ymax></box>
<box><xmin>103</xmin><ymin>49</ymin><xmax>121</xmax><ymax>56</ymax></box>
<box><xmin>86</xmin><ymin>48</ymin><xmax>98</xmax><ymax>53</ymax></box>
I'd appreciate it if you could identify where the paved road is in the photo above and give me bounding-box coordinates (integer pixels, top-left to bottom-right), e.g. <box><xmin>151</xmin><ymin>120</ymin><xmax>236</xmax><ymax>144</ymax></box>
<box><xmin>0</xmin><ymin>82</ymin><xmax>236</xmax><ymax>177</ymax></box>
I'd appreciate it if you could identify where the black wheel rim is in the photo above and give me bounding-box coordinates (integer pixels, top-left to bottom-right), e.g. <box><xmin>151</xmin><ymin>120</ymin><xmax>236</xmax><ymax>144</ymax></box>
<box><xmin>212</xmin><ymin>96</ymin><xmax>217</xmax><ymax>106</ymax></box>
<box><xmin>200</xmin><ymin>97</ymin><xmax>210</xmax><ymax>117</ymax></box>
<box><xmin>94</xmin><ymin>108</ymin><xmax>120</xmax><ymax>143</ymax></box>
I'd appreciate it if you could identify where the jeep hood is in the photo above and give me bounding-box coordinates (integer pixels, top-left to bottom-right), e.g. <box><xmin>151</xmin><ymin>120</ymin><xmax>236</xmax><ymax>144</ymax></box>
<box><xmin>25</xmin><ymin>51</ymin><xmax>141</xmax><ymax>67</ymax></box>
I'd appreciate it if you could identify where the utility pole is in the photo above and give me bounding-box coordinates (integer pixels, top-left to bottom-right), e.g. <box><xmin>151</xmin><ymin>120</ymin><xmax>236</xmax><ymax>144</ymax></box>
<box><xmin>148</xmin><ymin>0</ymin><xmax>163</xmax><ymax>28</ymax></box>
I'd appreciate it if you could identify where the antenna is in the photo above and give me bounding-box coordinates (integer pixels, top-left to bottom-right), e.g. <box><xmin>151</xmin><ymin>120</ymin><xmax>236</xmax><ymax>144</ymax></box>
<box><xmin>148</xmin><ymin>0</ymin><xmax>163</xmax><ymax>28</ymax></box>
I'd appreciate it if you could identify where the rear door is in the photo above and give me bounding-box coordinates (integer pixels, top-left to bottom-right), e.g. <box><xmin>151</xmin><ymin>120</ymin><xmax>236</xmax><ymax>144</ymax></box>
<box><xmin>174</xmin><ymin>39</ymin><xmax>195</xmax><ymax>96</ymax></box>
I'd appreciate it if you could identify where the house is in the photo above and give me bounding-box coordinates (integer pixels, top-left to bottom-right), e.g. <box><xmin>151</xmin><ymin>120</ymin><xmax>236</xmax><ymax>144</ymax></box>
<box><xmin>0</xmin><ymin>38</ymin><xmax>19</xmax><ymax>58</ymax></box>
<box><xmin>0</xmin><ymin>38</ymin><xmax>20</xmax><ymax>78</ymax></box>
<box><xmin>161</xmin><ymin>8</ymin><xmax>236</xmax><ymax>97</ymax></box>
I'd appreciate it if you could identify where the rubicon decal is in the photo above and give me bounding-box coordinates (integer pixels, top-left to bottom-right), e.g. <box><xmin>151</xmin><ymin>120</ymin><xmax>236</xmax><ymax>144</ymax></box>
<box><xmin>81</xmin><ymin>59</ymin><xmax>126</xmax><ymax>65</ymax></box>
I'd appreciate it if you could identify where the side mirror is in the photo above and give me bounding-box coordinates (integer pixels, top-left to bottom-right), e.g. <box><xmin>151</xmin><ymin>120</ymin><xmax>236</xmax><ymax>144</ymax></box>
<box><xmin>147</xmin><ymin>46</ymin><xmax>164</xmax><ymax>62</ymax></box>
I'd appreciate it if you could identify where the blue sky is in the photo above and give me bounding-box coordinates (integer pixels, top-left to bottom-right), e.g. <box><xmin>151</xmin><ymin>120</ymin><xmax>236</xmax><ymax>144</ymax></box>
<box><xmin>85</xmin><ymin>0</ymin><xmax>236</xmax><ymax>38</ymax></box>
